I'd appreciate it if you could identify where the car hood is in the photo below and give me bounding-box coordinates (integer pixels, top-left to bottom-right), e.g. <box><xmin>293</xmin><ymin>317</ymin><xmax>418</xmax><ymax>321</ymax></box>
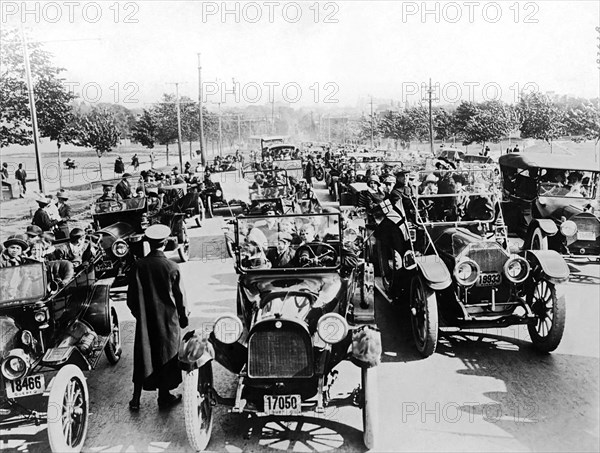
<box><xmin>240</xmin><ymin>274</ymin><xmax>345</xmax><ymax>309</ymax></box>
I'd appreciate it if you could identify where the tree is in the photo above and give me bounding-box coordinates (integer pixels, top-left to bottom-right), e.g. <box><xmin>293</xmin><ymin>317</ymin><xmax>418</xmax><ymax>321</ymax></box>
<box><xmin>564</xmin><ymin>102</ymin><xmax>600</xmax><ymax>144</ymax></box>
<box><xmin>1</xmin><ymin>28</ymin><xmax>76</xmax><ymax>151</ymax></box>
<box><xmin>517</xmin><ymin>92</ymin><xmax>566</xmax><ymax>150</ymax></box>
<box><xmin>132</xmin><ymin>109</ymin><xmax>157</xmax><ymax>149</ymax></box>
<box><xmin>433</xmin><ymin>108</ymin><xmax>454</xmax><ymax>143</ymax></box>
<box><xmin>71</xmin><ymin>108</ymin><xmax>121</xmax><ymax>178</ymax></box>
<box><xmin>152</xmin><ymin>94</ymin><xmax>178</xmax><ymax>164</ymax></box>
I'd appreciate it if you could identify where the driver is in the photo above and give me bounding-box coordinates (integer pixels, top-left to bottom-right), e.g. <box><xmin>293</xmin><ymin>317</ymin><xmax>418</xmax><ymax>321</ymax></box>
<box><xmin>464</xmin><ymin>181</ymin><xmax>495</xmax><ymax>221</ymax></box>
<box><xmin>96</xmin><ymin>184</ymin><xmax>120</xmax><ymax>202</ymax></box>
<box><xmin>266</xmin><ymin>233</ymin><xmax>294</xmax><ymax>268</ymax></box>
<box><xmin>298</xmin><ymin>224</ymin><xmax>317</xmax><ymax>244</ymax></box>
<box><xmin>51</xmin><ymin>228</ymin><xmax>95</xmax><ymax>270</ymax></box>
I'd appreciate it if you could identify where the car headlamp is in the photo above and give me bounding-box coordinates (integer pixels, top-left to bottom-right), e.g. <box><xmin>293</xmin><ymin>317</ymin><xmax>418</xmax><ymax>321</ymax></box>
<box><xmin>1</xmin><ymin>349</ymin><xmax>30</xmax><ymax>380</ymax></box>
<box><xmin>213</xmin><ymin>315</ymin><xmax>243</xmax><ymax>344</ymax></box>
<box><xmin>317</xmin><ymin>313</ymin><xmax>349</xmax><ymax>344</ymax></box>
<box><xmin>560</xmin><ymin>220</ymin><xmax>577</xmax><ymax>237</ymax></box>
<box><xmin>215</xmin><ymin>189</ymin><xmax>223</xmax><ymax>197</ymax></box>
<box><xmin>111</xmin><ymin>239</ymin><xmax>129</xmax><ymax>258</ymax></box>
<box><xmin>503</xmin><ymin>256</ymin><xmax>530</xmax><ymax>284</ymax></box>
<box><xmin>34</xmin><ymin>310</ymin><xmax>47</xmax><ymax>323</ymax></box>
<box><xmin>453</xmin><ymin>258</ymin><xmax>480</xmax><ymax>287</ymax></box>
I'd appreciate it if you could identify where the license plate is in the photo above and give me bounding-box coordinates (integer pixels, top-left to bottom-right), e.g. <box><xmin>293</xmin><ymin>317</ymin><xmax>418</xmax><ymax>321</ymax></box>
<box><xmin>477</xmin><ymin>272</ymin><xmax>502</xmax><ymax>287</ymax></box>
<box><xmin>5</xmin><ymin>374</ymin><xmax>45</xmax><ymax>398</ymax></box>
<box><xmin>577</xmin><ymin>231</ymin><xmax>596</xmax><ymax>241</ymax></box>
<box><xmin>263</xmin><ymin>394</ymin><xmax>301</xmax><ymax>416</ymax></box>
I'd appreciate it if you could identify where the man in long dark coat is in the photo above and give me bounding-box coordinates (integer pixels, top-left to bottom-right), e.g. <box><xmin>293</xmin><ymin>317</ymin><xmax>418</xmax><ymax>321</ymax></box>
<box><xmin>126</xmin><ymin>224</ymin><xmax>189</xmax><ymax>411</ymax></box>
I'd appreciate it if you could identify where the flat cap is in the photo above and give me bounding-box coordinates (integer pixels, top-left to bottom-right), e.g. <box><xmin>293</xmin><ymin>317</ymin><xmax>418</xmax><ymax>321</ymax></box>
<box><xmin>145</xmin><ymin>224</ymin><xmax>171</xmax><ymax>241</ymax></box>
<box><xmin>277</xmin><ymin>232</ymin><xmax>293</xmax><ymax>243</ymax></box>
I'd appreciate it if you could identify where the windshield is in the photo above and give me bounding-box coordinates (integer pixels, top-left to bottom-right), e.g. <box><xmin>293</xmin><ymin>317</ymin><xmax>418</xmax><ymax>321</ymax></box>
<box><xmin>414</xmin><ymin>169</ymin><xmax>500</xmax><ymax>224</ymax></box>
<box><xmin>243</xmin><ymin>170</ymin><xmax>291</xmax><ymax>200</ymax></box>
<box><xmin>236</xmin><ymin>213</ymin><xmax>342</xmax><ymax>272</ymax></box>
<box><xmin>538</xmin><ymin>170</ymin><xmax>598</xmax><ymax>199</ymax></box>
<box><xmin>0</xmin><ymin>263</ymin><xmax>46</xmax><ymax>306</ymax></box>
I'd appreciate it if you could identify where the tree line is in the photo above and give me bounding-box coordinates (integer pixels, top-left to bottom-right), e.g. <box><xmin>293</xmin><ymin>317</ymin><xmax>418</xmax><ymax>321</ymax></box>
<box><xmin>357</xmin><ymin>95</ymin><xmax>599</xmax><ymax>151</ymax></box>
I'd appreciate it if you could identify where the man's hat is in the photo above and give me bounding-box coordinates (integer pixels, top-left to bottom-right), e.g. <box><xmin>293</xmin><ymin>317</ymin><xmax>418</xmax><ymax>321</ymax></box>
<box><xmin>35</xmin><ymin>196</ymin><xmax>50</xmax><ymax>206</ymax></box>
<box><xmin>277</xmin><ymin>232</ymin><xmax>293</xmax><ymax>243</ymax></box>
<box><xmin>122</xmin><ymin>173</ymin><xmax>132</xmax><ymax>178</ymax></box>
<box><xmin>384</xmin><ymin>175</ymin><xmax>396</xmax><ymax>184</ymax></box>
<box><xmin>69</xmin><ymin>228</ymin><xmax>86</xmax><ymax>241</ymax></box>
<box><xmin>145</xmin><ymin>224</ymin><xmax>171</xmax><ymax>241</ymax></box>
<box><xmin>56</xmin><ymin>190</ymin><xmax>69</xmax><ymax>200</ymax></box>
<box><xmin>102</xmin><ymin>183</ymin><xmax>114</xmax><ymax>189</ymax></box>
<box><xmin>3</xmin><ymin>234</ymin><xmax>29</xmax><ymax>251</ymax></box>
<box><xmin>26</xmin><ymin>225</ymin><xmax>43</xmax><ymax>237</ymax></box>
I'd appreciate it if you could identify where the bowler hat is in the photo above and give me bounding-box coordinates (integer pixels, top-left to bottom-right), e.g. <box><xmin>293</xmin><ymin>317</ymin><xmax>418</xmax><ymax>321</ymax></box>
<box><xmin>3</xmin><ymin>234</ymin><xmax>29</xmax><ymax>251</ymax></box>
<box><xmin>122</xmin><ymin>173</ymin><xmax>132</xmax><ymax>178</ymax></box>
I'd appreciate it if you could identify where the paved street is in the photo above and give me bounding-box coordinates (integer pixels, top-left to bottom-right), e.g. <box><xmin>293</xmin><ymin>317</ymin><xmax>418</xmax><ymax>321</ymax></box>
<box><xmin>2</xmin><ymin>180</ymin><xmax>599</xmax><ymax>453</ymax></box>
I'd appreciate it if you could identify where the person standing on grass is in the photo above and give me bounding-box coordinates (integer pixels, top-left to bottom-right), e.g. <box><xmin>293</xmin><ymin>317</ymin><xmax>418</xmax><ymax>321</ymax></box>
<box><xmin>126</xmin><ymin>224</ymin><xmax>190</xmax><ymax>412</ymax></box>
<box><xmin>15</xmin><ymin>163</ymin><xmax>27</xmax><ymax>196</ymax></box>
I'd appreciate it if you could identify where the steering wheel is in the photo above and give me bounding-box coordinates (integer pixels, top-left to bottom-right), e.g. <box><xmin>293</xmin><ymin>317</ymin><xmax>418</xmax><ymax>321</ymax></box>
<box><xmin>295</xmin><ymin>242</ymin><xmax>338</xmax><ymax>267</ymax></box>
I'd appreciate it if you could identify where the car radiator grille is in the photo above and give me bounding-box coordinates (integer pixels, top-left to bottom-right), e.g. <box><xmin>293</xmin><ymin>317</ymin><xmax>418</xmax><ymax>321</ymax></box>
<box><xmin>463</xmin><ymin>244</ymin><xmax>509</xmax><ymax>273</ymax></box>
<box><xmin>248</xmin><ymin>327</ymin><xmax>313</xmax><ymax>378</ymax></box>
<box><xmin>574</xmin><ymin>216</ymin><xmax>600</xmax><ymax>236</ymax></box>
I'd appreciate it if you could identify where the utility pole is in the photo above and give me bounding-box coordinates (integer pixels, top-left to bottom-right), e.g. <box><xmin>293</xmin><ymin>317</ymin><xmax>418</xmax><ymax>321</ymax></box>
<box><xmin>328</xmin><ymin>114</ymin><xmax>331</xmax><ymax>142</ymax></box>
<box><xmin>21</xmin><ymin>26</ymin><xmax>44</xmax><ymax>193</ymax></box>
<box><xmin>167</xmin><ymin>82</ymin><xmax>184</xmax><ymax>170</ymax></box>
<box><xmin>422</xmin><ymin>78</ymin><xmax>439</xmax><ymax>156</ymax></box>
<box><xmin>237</xmin><ymin>114</ymin><xmax>242</xmax><ymax>145</ymax></box>
<box><xmin>197</xmin><ymin>53</ymin><xmax>206</xmax><ymax>166</ymax></box>
<box><xmin>370</xmin><ymin>96</ymin><xmax>374</xmax><ymax>148</ymax></box>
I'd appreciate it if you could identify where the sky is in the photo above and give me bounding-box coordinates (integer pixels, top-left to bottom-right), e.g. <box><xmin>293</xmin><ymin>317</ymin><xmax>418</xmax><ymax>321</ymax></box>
<box><xmin>2</xmin><ymin>0</ymin><xmax>599</xmax><ymax>111</ymax></box>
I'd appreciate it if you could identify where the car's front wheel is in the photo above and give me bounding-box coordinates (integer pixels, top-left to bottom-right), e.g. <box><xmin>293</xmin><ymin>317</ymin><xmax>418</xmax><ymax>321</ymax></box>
<box><xmin>361</xmin><ymin>366</ymin><xmax>379</xmax><ymax>450</ymax></box>
<box><xmin>528</xmin><ymin>279</ymin><xmax>566</xmax><ymax>352</ymax></box>
<box><xmin>183</xmin><ymin>365</ymin><xmax>214</xmax><ymax>452</ymax></box>
<box><xmin>410</xmin><ymin>275</ymin><xmax>439</xmax><ymax>357</ymax></box>
<box><xmin>47</xmin><ymin>365</ymin><xmax>89</xmax><ymax>453</ymax></box>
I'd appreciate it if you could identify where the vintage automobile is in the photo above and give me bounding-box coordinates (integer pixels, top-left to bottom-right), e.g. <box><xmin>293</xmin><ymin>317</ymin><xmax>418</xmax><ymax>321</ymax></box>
<box><xmin>272</xmin><ymin>158</ymin><xmax>304</xmax><ymax>180</ymax></box>
<box><xmin>499</xmin><ymin>153</ymin><xmax>600</xmax><ymax>259</ymax></box>
<box><xmin>436</xmin><ymin>147</ymin><xmax>465</xmax><ymax>162</ymax></box>
<box><xmin>91</xmin><ymin>178</ymin><xmax>189</xmax><ymax>265</ymax></box>
<box><xmin>201</xmin><ymin>170</ymin><xmax>248</xmax><ymax>218</ymax></box>
<box><xmin>369</xmin><ymin>169</ymin><xmax>570</xmax><ymax>357</ymax></box>
<box><xmin>0</xmin><ymin>256</ymin><xmax>121</xmax><ymax>452</ymax></box>
<box><xmin>178</xmin><ymin>212</ymin><xmax>381</xmax><ymax>450</ymax></box>
<box><xmin>263</xmin><ymin>143</ymin><xmax>300</xmax><ymax>161</ymax></box>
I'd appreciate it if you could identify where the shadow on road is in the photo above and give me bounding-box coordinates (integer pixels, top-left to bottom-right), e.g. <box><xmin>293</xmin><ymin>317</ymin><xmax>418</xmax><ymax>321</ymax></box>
<box><xmin>215</xmin><ymin>413</ymin><xmax>365</xmax><ymax>453</ymax></box>
<box><xmin>436</xmin><ymin>332</ymin><xmax>600</xmax><ymax>452</ymax></box>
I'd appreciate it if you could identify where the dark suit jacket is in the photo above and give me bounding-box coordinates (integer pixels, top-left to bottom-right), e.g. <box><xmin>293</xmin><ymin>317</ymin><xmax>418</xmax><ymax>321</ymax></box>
<box><xmin>32</xmin><ymin>208</ymin><xmax>58</xmax><ymax>232</ymax></box>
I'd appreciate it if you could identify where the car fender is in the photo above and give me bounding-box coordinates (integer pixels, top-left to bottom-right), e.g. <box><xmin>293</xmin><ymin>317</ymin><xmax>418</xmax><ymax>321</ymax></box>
<box><xmin>525</xmin><ymin>250</ymin><xmax>569</xmax><ymax>283</ymax></box>
<box><xmin>82</xmin><ymin>277</ymin><xmax>115</xmax><ymax>336</ymax></box>
<box><xmin>529</xmin><ymin>218</ymin><xmax>558</xmax><ymax>236</ymax></box>
<box><xmin>415</xmin><ymin>255</ymin><xmax>452</xmax><ymax>291</ymax></box>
